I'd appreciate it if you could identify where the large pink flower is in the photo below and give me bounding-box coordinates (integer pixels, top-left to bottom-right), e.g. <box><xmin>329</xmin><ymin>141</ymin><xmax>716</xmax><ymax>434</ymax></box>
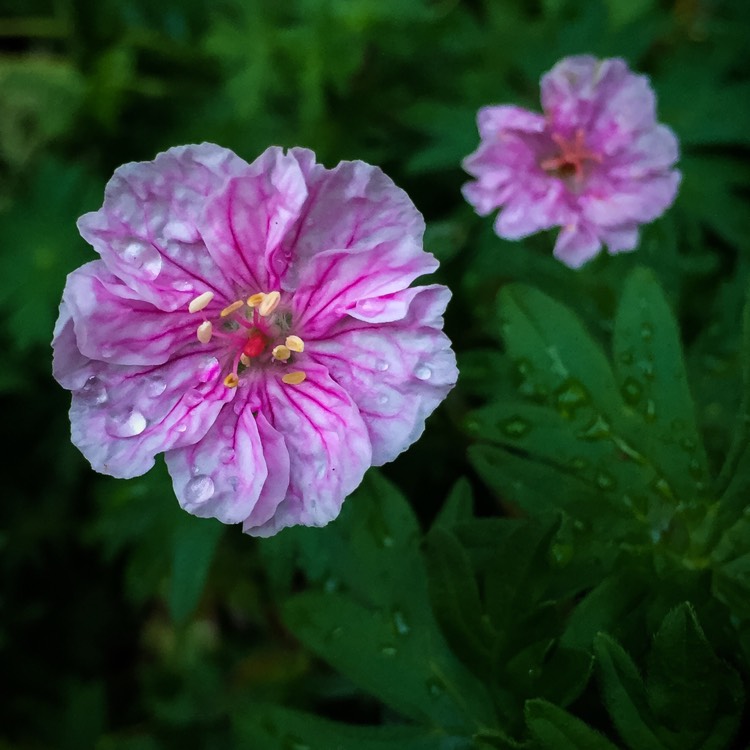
<box><xmin>52</xmin><ymin>144</ymin><xmax>457</xmax><ymax>536</ymax></box>
<box><xmin>462</xmin><ymin>55</ymin><xmax>681</xmax><ymax>268</ymax></box>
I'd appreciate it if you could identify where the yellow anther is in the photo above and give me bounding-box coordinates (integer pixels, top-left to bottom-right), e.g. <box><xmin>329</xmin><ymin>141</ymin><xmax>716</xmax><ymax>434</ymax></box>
<box><xmin>224</xmin><ymin>373</ymin><xmax>240</xmax><ymax>388</ymax></box>
<box><xmin>240</xmin><ymin>354</ymin><xmax>251</xmax><ymax>367</ymax></box>
<box><xmin>188</xmin><ymin>291</ymin><xmax>214</xmax><ymax>313</ymax></box>
<box><xmin>272</xmin><ymin>345</ymin><xmax>291</xmax><ymax>361</ymax></box>
<box><xmin>220</xmin><ymin>299</ymin><xmax>245</xmax><ymax>317</ymax></box>
<box><xmin>247</xmin><ymin>292</ymin><xmax>266</xmax><ymax>307</ymax></box>
<box><xmin>196</xmin><ymin>321</ymin><xmax>213</xmax><ymax>344</ymax></box>
<box><xmin>259</xmin><ymin>290</ymin><xmax>281</xmax><ymax>317</ymax></box>
<box><xmin>281</xmin><ymin>371</ymin><xmax>306</xmax><ymax>385</ymax></box>
<box><xmin>285</xmin><ymin>335</ymin><xmax>304</xmax><ymax>353</ymax></box>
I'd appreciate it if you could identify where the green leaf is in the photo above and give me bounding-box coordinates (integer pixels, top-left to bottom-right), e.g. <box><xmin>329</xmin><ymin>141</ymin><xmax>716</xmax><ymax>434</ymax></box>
<box><xmin>279</xmin><ymin>472</ymin><xmax>496</xmax><ymax>732</ymax></box>
<box><xmin>422</xmin><ymin>526</ymin><xmax>495</xmax><ymax>676</ymax></box>
<box><xmin>233</xmin><ymin>703</ymin><xmax>469</xmax><ymax>750</ymax></box>
<box><xmin>613</xmin><ymin>267</ymin><xmax>710</xmax><ymax>503</ymax></box>
<box><xmin>168</xmin><ymin>515</ymin><xmax>223</xmax><ymax>624</ymax></box>
<box><xmin>645</xmin><ymin>603</ymin><xmax>743</xmax><ymax>749</ymax></box>
<box><xmin>594</xmin><ymin>633</ymin><xmax>666</xmax><ymax>750</ymax></box>
<box><xmin>431</xmin><ymin>477</ymin><xmax>474</xmax><ymax>530</ymax></box>
<box><xmin>525</xmin><ymin>699</ymin><xmax>619</xmax><ymax>750</ymax></box>
<box><xmin>283</xmin><ymin>591</ymin><xmax>495</xmax><ymax>733</ymax></box>
<box><xmin>497</xmin><ymin>283</ymin><xmax>620</xmax><ymax>416</ymax></box>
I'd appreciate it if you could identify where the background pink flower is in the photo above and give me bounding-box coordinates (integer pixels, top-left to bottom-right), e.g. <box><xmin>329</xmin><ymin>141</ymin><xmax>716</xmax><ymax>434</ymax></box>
<box><xmin>462</xmin><ymin>55</ymin><xmax>681</xmax><ymax>268</ymax></box>
<box><xmin>52</xmin><ymin>144</ymin><xmax>457</xmax><ymax>536</ymax></box>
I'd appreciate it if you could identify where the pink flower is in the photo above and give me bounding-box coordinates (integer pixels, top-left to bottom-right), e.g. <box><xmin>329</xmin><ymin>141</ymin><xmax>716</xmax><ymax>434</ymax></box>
<box><xmin>462</xmin><ymin>55</ymin><xmax>681</xmax><ymax>268</ymax></box>
<box><xmin>52</xmin><ymin>144</ymin><xmax>457</xmax><ymax>536</ymax></box>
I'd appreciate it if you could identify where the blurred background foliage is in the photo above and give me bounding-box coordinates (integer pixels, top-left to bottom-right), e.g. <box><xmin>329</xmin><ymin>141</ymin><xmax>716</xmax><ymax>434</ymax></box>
<box><xmin>1</xmin><ymin>0</ymin><xmax>749</xmax><ymax>748</ymax></box>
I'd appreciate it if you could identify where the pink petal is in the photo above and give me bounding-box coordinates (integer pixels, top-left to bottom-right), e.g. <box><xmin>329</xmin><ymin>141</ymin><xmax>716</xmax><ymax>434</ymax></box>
<box><xmin>65</xmin><ymin>349</ymin><xmax>233</xmax><ymax>479</ymax></box>
<box><xmin>553</xmin><ymin>223</ymin><xmax>602</xmax><ymax>268</ymax></box>
<box><xmin>246</xmin><ymin>363</ymin><xmax>372</xmax><ymax>536</ymax></box>
<box><xmin>200</xmin><ymin>147</ymin><xmax>309</xmax><ymax>294</ymax></box>
<box><xmin>291</xmin><ymin>246</ymin><xmax>437</xmax><ymax>338</ymax></box>
<box><xmin>476</xmin><ymin>105</ymin><xmax>547</xmax><ymax>139</ymax></box>
<box><xmin>78</xmin><ymin>144</ymin><xmax>249</xmax><ymax>311</ymax></box>
<box><xmin>165</xmin><ymin>402</ymin><xmax>282</xmax><ymax>524</ymax></box>
<box><xmin>64</xmin><ymin>261</ymin><xmax>197</xmax><ymax>365</ymax></box>
<box><xmin>309</xmin><ymin>286</ymin><xmax>457</xmax><ymax>465</ymax></box>
<box><xmin>280</xmin><ymin>154</ymin><xmax>429</xmax><ymax>285</ymax></box>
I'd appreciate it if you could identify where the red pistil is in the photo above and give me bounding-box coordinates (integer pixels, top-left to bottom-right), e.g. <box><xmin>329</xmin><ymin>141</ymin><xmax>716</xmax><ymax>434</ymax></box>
<box><xmin>242</xmin><ymin>329</ymin><xmax>268</xmax><ymax>358</ymax></box>
<box><xmin>540</xmin><ymin>128</ymin><xmax>601</xmax><ymax>182</ymax></box>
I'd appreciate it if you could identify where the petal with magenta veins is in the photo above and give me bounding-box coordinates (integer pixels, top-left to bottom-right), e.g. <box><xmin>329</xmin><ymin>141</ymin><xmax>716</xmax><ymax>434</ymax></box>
<box><xmin>64</xmin><ymin>261</ymin><xmax>197</xmax><ymax>366</ymax></box>
<box><xmin>246</xmin><ymin>363</ymin><xmax>372</xmax><ymax>537</ymax></box>
<box><xmin>309</xmin><ymin>286</ymin><xmax>457</xmax><ymax>466</ymax></box>
<box><xmin>291</xmin><ymin>245</ymin><xmax>438</xmax><ymax>338</ymax></box>
<box><xmin>281</xmin><ymin>152</ymin><xmax>428</xmax><ymax>284</ymax></box>
<box><xmin>553</xmin><ymin>223</ymin><xmax>602</xmax><ymax>269</ymax></box>
<box><xmin>165</xmin><ymin>402</ymin><xmax>282</xmax><ymax>524</ymax></box>
<box><xmin>78</xmin><ymin>144</ymin><xmax>248</xmax><ymax>311</ymax></box>
<box><xmin>201</xmin><ymin>147</ymin><xmax>308</xmax><ymax>293</ymax></box>
<box><xmin>67</xmin><ymin>350</ymin><xmax>233</xmax><ymax>479</ymax></box>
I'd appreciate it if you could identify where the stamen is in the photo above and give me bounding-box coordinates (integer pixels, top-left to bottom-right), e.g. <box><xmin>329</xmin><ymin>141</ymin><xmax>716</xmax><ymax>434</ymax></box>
<box><xmin>240</xmin><ymin>354</ymin><xmax>251</xmax><ymax>367</ymax></box>
<box><xmin>259</xmin><ymin>291</ymin><xmax>281</xmax><ymax>317</ymax></box>
<box><xmin>196</xmin><ymin>321</ymin><xmax>213</xmax><ymax>344</ymax></box>
<box><xmin>224</xmin><ymin>373</ymin><xmax>239</xmax><ymax>388</ymax></box>
<box><xmin>220</xmin><ymin>300</ymin><xmax>245</xmax><ymax>317</ymax></box>
<box><xmin>247</xmin><ymin>292</ymin><xmax>266</xmax><ymax>307</ymax></box>
<box><xmin>285</xmin><ymin>335</ymin><xmax>304</xmax><ymax>353</ymax></box>
<box><xmin>272</xmin><ymin>345</ymin><xmax>291</xmax><ymax>361</ymax></box>
<box><xmin>188</xmin><ymin>291</ymin><xmax>214</xmax><ymax>313</ymax></box>
<box><xmin>282</xmin><ymin>371</ymin><xmax>306</xmax><ymax>385</ymax></box>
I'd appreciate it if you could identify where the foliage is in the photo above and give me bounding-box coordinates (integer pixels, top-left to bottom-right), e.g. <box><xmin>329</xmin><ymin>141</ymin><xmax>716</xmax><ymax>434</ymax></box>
<box><xmin>1</xmin><ymin>0</ymin><xmax>749</xmax><ymax>748</ymax></box>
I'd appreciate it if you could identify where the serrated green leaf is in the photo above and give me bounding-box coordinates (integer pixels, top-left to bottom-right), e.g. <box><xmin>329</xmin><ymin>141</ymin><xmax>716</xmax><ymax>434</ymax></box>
<box><xmin>233</xmin><ymin>703</ymin><xmax>468</xmax><ymax>750</ymax></box>
<box><xmin>168</xmin><ymin>515</ymin><xmax>223</xmax><ymax>624</ymax></box>
<box><xmin>613</xmin><ymin>267</ymin><xmax>710</xmax><ymax>503</ymax></box>
<box><xmin>594</xmin><ymin>633</ymin><xmax>666</xmax><ymax>750</ymax></box>
<box><xmin>525</xmin><ymin>699</ymin><xmax>619</xmax><ymax>750</ymax></box>
<box><xmin>646</xmin><ymin>603</ymin><xmax>743</xmax><ymax>750</ymax></box>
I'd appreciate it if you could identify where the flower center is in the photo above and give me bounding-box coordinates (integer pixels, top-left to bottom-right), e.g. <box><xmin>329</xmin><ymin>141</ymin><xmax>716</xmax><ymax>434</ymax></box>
<box><xmin>540</xmin><ymin>128</ymin><xmax>601</xmax><ymax>183</ymax></box>
<box><xmin>187</xmin><ymin>290</ymin><xmax>306</xmax><ymax>388</ymax></box>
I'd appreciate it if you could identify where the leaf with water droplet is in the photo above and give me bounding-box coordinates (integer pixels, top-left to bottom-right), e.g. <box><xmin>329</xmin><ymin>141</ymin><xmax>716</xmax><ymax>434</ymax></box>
<box><xmin>613</xmin><ymin>267</ymin><xmax>710</xmax><ymax>502</ymax></box>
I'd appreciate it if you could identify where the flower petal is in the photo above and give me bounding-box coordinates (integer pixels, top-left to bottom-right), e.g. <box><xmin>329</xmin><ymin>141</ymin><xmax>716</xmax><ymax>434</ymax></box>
<box><xmin>165</xmin><ymin>401</ymin><xmax>282</xmax><ymax>524</ymax></box>
<box><xmin>200</xmin><ymin>147</ymin><xmax>309</xmax><ymax>294</ymax></box>
<box><xmin>553</xmin><ymin>223</ymin><xmax>602</xmax><ymax>268</ymax></box>
<box><xmin>281</xmin><ymin>154</ymin><xmax>431</xmax><ymax>287</ymax></box>
<box><xmin>476</xmin><ymin>105</ymin><xmax>547</xmax><ymax>139</ymax></box>
<box><xmin>246</xmin><ymin>363</ymin><xmax>372</xmax><ymax>536</ymax></box>
<box><xmin>309</xmin><ymin>286</ymin><xmax>457</xmax><ymax>465</ymax></box>
<box><xmin>78</xmin><ymin>144</ymin><xmax>248</xmax><ymax>311</ymax></box>
<box><xmin>64</xmin><ymin>261</ymin><xmax>198</xmax><ymax>366</ymax></box>
<box><xmin>65</xmin><ymin>351</ymin><xmax>232</xmax><ymax>479</ymax></box>
<box><xmin>291</xmin><ymin>245</ymin><xmax>437</xmax><ymax>339</ymax></box>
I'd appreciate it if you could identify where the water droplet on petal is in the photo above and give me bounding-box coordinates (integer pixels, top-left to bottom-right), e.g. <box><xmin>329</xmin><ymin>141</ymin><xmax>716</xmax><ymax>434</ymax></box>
<box><xmin>118</xmin><ymin>239</ymin><xmax>162</xmax><ymax>280</ymax></box>
<box><xmin>184</xmin><ymin>475</ymin><xmax>215</xmax><ymax>506</ymax></box>
<box><xmin>376</xmin><ymin>360</ymin><xmax>389</xmax><ymax>372</ymax></box>
<box><xmin>414</xmin><ymin>365</ymin><xmax>432</xmax><ymax>381</ymax></box>
<box><xmin>220</xmin><ymin>447</ymin><xmax>235</xmax><ymax>464</ymax></box>
<box><xmin>176</xmin><ymin>423</ymin><xmax>188</xmax><ymax>433</ymax></box>
<box><xmin>315</xmin><ymin>461</ymin><xmax>327</xmax><ymax>479</ymax></box>
<box><xmin>196</xmin><ymin>357</ymin><xmax>220</xmax><ymax>384</ymax></box>
<box><xmin>377</xmin><ymin>394</ymin><xmax>389</xmax><ymax>406</ymax></box>
<box><xmin>106</xmin><ymin>408</ymin><xmax>147</xmax><ymax>437</ymax></box>
<box><xmin>78</xmin><ymin>376</ymin><xmax>108</xmax><ymax>406</ymax></box>
<box><xmin>145</xmin><ymin>375</ymin><xmax>167</xmax><ymax>397</ymax></box>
